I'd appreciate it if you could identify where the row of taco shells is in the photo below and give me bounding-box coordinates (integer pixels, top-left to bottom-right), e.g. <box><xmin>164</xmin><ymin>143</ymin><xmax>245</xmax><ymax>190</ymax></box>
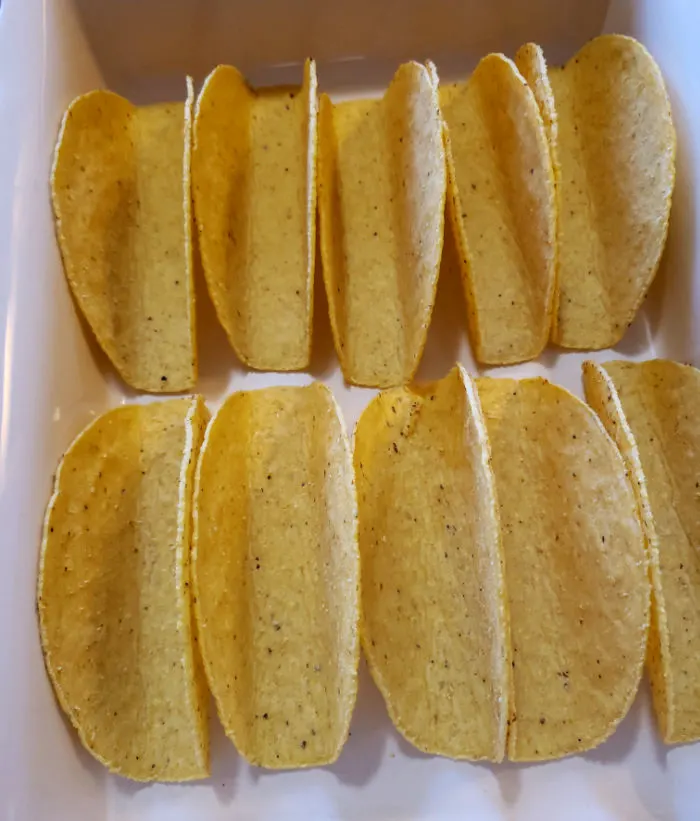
<box><xmin>39</xmin><ymin>357</ymin><xmax>699</xmax><ymax>778</ymax></box>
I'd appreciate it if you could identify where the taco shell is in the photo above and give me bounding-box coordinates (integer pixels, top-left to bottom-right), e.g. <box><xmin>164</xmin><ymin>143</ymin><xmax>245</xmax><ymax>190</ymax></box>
<box><xmin>193</xmin><ymin>60</ymin><xmax>317</xmax><ymax>371</ymax></box>
<box><xmin>355</xmin><ymin>365</ymin><xmax>510</xmax><ymax>761</ymax></box>
<box><xmin>318</xmin><ymin>61</ymin><xmax>446</xmax><ymax>387</ymax></box>
<box><xmin>440</xmin><ymin>54</ymin><xmax>556</xmax><ymax>365</ymax></box>
<box><xmin>583</xmin><ymin>359</ymin><xmax>700</xmax><ymax>743</ymax></box>
<box><xmin>38</xmin><ymin>397</ymin><xmax>210</xmax><ymax>781</ymax></box>
<box><xmin>549</xmin><ymin>35</ymin><xmax>675</xmax><ymax>348</ymax></box>
<box><xmin>193</xmin><ymin>383</ymin><xmax>359</xmax><ymax>768</ymax></box>
<box><xmin>51</xmin><ymin>82</ymin><xmax>197</xmax><ymax>392</ymax></box>
<box><xmin>478</xmin><ymin>376</ymin><xmax>648</xmax><ymax>761</ymax></box>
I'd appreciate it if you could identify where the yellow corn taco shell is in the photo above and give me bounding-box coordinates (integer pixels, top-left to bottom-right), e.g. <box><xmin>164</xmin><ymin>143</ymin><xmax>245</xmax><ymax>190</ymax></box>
<box><xmin>318</xmin><ymin>61</ymin><xmax>446</xmax><ymax>387</ymax></box>
<box><xmin>38</xmin><ymin>397</ymin><xmax>210</xmax><ymax>781</ymax></box>
<box><xmin>549</xmin><ymin>35</ymin><xmax>675</xmax><ymax>348</ymax></box>
<box><xmin>51</xmin><ymin>81</ymin><xmax>197</xmax><ymax>392</ymax></box>
<box><xmin>193</xmin><ymin>383</ymin><xmax>359</xmax><ymax>768</ymax></box>
<box><xmin>441</xmin><ymin>54</ymin><xmax>556</xmax><ymax>365</ymax></box>
<box><xmin>355</xmin><ymin>365</ymin><xmax>511</xmax><ymax>761</ymax></box>
<box><xmin>478</xmin><ymin>376</ymin><xmax>649</xmax><ymax>761</ymax></box>
<box><xmin>583</xmin><ymin>359</ymin><xmax>700</xmax><ymax>743</ymax></box>
<box><xmin>192</xmin><ymin>60</ymin><xmax>318</xmax><ymax>371</ymax></box>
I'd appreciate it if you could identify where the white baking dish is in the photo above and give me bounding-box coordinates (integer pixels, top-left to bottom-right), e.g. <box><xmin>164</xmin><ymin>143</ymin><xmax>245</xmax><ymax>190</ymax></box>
<box><xmin>1</xmin><ymin>0</ymin><xmax>699</xmax><ymax>818</ymax></box>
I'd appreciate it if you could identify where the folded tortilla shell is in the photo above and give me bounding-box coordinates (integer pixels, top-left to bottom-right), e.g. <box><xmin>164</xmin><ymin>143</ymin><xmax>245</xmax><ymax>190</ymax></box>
<box><xmin>38</xmin><ymin>397</ymin><xmax>210</xmax><ymax>781</ymax></box>
<box><xmin>441</xmin><ymin>54</ymin><xmax>556</xmax><ymax>365</ymax></box>
<box><xmin>478</xmin><ymin>376</ymin><xmax>649</xmax><ymax>761</ymax></box>
<box><xmin>193</xmin><ymin>383</ymin><xmax>359</xmax><ymax>768</ymax></box>
<box><xmin>51</xmin><ymin>82</ymin><xmax>197</xmax><ymax>392</ymax></box>
<box><xmin>583</xmin><ymin>359</ymin><xmax>700</xmax><ymax>743</ymax></box>
<box><xmin>355</xmin><ymin>365</ymin><xmax>511</xmax><ymax>761</ymax></box>
<box><xmin>318</xmin><ymin>61</ymin><xmax>446</xmax><ymax>387</ymax></box>
<box><xmin>192</xmin><ymin>60</ymin><xmax>317</xmax><ymax>371</ymax></box>
<box><xmin>548</xmin><ymin>35</ymin><xmax>675</xmax><ymax>348</ymax></box>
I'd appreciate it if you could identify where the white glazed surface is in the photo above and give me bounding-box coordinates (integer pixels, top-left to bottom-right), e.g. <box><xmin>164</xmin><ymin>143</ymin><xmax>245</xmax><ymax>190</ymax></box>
<box><xmin>1</xmin><ymin>0</ymin><xmax>699</xmax><ymax>819</ymax></box>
